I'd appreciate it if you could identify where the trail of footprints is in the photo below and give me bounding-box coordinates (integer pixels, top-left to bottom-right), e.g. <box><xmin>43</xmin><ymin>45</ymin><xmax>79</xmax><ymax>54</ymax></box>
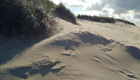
<box><xmin>2</xmin><ymin>57</ymin><xmax>65</xmax><ymax>79</ymax></box>
<box><xmin>118</xmin><ymin>69</ymin><xmax>139</xmax><ymax>80</ymax></box>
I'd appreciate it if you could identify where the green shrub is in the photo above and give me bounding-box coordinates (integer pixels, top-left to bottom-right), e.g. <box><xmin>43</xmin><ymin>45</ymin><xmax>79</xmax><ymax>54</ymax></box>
<box><xmin>91</xmin><ymin>16</ymin><xmax>101</xmax><ymax>22</ymax></box>
<box><xmin>77</xmin><ymin>15</ymin><xmax>114</xmax><ymax>23</ymax></box>
<box><xmin>105</xmin><ymin>17</ymin><xmax>116</xmax><ymax>23</ymax></box>
<box><xmin>77</xmin><ymin>14</ymin><xmax>135</xmax><ymax>26</ymax></box>
<box><xmin>0</xmin><ymin>0</ymin><xmax>56</xmax><ymax>38</ymax></box>
<box><xmin>90</xmin><ymin>16</ymin><xmax>115</xmax><ymax>23</ymax></box>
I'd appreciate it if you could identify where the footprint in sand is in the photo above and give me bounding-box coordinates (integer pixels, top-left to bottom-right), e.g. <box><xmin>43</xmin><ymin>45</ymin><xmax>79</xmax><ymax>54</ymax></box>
<box><xmin>6</xmin><ymin>60</ymin><xmax>64</xmax><ymax>79</ymax></box>
<box><xmin>61</xmin><ymin>50</ymin><xmax>76</xmax><ymax>57</ymax></box>
<box><xmin>118</xmin><ymin>70</ymin><xmax>139</xmax><ymax>79</ymax></box>
<box><xmin>91</xmin><ymin>56</ymin><xmax>101</xmax><ymax>63</ymax></box>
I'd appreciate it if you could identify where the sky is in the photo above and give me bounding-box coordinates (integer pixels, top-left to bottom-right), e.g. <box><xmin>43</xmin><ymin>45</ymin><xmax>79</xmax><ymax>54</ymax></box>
<box><xmin>50</xmin><ymin>0</ymin><xmax>140</xmax><ymax>26</ymax></box>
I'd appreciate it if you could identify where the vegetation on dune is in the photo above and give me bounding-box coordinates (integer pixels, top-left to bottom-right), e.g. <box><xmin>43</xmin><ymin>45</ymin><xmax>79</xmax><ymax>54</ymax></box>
<box><xmin>54</xmin><ymin>3</ymin><xmax>78</xmax><ymax>24</ymax></box>
<box><xmin>77</xmin><ymin>14</ymin><xmax>135</xmax><ymax>26</ymax></box>
<box><xmin>0</xmin><ymin>0</ymin><xmax>56</xmax><ymax>38</ymax></box>
<box><xmin>92</xmin><ymin>16</ymin><xmax>115</xmax><ymax>23</ymax></box>
<box><xmin>0</xmin><ymin>0</ymin><xmax>78</xmax><ymax>38</ymax></box>
<box><xmin>116</xmin><ymin>19</ymin><xmax>135</xmax><ymax>26</ymax></box>
<box><xmin>77</xmin><ymin>15</ymin><xmax>116</xmax><ymax>23</ymax></box>
<box><xmin>0</xmin><ymin>0</ymin><xmax>136</xmax><ymax>39</ymax></box>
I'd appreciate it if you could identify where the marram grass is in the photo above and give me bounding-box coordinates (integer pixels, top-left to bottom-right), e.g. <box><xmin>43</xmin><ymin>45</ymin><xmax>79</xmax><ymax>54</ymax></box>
<box><xmin>0</xmin><ymin>0</ymin><xmax>56</xmax><ymax>38</ymax></box>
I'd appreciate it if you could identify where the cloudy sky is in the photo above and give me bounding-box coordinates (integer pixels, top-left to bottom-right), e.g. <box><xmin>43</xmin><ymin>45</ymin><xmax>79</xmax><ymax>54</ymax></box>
<box><xmin>51</xmin><ymin>0</ymin><xmax>140</xmax><ymax>26</ymax></box>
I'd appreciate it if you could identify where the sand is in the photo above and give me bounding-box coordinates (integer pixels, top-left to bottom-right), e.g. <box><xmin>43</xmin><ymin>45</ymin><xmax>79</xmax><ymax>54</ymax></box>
<box><xmin>0</xmin><ymin>17</ymin><xmax>140</xmax><ymax>80</ymax></box>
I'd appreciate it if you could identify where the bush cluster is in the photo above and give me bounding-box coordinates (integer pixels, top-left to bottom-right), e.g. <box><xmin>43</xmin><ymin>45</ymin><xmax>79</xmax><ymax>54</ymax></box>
<box><xmin>0</xmin><ymin>0</ymin><xmax>56</xmax><ymax>38</ymax></box>
<box><xmin>77</xmin><ymin>14</ymin><xmax>135</xmax><ymax>26</ymax></box>
<box><xmin>77</xmin><ymin>15</ymin><xmax>116</xmax><ymax>23</ymax></box>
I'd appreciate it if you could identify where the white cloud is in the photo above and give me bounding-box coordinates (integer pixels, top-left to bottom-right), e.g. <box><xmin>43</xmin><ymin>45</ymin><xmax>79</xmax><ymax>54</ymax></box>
<box><xmin>50</xmin><ymin>0</ymin><xmax>60</xmax><ymax>4</ymax></box>
<box><xmin>85</xmin><ymin>2</ymin><xmax>106</xmax><ymax>11</ymax></box>
<box><xmin>51</xmin><ymin>0</ymin><xmax>85</xmax><ymax>5</ymax></box>
<box><xmin>82</xmin><ymin>10</ymin><xmax>101</xmax><ymax>16</ymax></box>
<box><xmin>134</xmin><ymin>13</ymin><xmax>140</xmax><ymax>19</ymax></box>
<box><xmin>50</xmin><ymin>0</ymin><xmax>140</xmax><ymax>26</ymax></box>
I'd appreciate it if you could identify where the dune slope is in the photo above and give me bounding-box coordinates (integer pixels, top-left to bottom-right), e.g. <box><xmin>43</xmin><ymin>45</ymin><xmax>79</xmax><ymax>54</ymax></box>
<box><xmin>0</xmin><ymin>18</ymin><xmax>140</xmax><ymax>80</ymax></box>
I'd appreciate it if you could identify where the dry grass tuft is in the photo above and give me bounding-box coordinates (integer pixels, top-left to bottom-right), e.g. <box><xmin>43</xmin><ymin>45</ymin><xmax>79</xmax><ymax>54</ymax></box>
<box><xmin>54</xmin><ymin>3</ymin><xmax>78</xmax><ymax>24</ymax></box>
<box><xmin>0</xmin><ymin>0</ymin><xmax>56</xmax><ymax>39</ymax></box>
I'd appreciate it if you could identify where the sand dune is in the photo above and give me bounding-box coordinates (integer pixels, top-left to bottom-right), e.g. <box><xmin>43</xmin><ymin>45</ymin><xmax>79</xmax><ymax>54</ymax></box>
<box><xmin>0</xmin><ymin>17</ymin><xmax>140</xmax><ymax>80</ymax></box>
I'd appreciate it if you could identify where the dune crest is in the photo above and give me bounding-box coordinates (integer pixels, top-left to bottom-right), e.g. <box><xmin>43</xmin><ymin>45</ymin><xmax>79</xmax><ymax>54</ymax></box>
<box><xmin>0</xmin><ymin>17</ymin><xmax>140</xmax><ymax>80</ymax></box>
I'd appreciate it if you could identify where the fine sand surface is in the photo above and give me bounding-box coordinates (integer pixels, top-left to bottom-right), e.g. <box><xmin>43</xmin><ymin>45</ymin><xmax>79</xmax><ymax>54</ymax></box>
<box><xmin>0</xmin><ymin>17</ymin><xmax>140</xmax><ymax>80</ymax></box>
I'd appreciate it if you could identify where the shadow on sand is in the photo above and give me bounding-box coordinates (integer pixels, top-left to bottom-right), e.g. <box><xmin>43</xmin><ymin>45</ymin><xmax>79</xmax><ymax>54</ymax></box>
<box><xmin>0</xmin><ymin>36</ymin><xmax>49</xmax><ymax>65</ymax></box>
<box><xmin>9</xmin><ymin>61</ymin><xmax>63</xmax><ymax>79</ymax></box>
<box><xmin>51</xmin><ymin>40</ymin><xmax>79</xmax><ymax>51</ymax></box>
<box><xmin>74</xmin><ymin>32</ymin><xmax>112</xmax><ymax>45</ymax></box>
<box><xmin>127</xmin><ymin>46</ymin><xmax>140</xmax><ymax>60</ymax></box>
